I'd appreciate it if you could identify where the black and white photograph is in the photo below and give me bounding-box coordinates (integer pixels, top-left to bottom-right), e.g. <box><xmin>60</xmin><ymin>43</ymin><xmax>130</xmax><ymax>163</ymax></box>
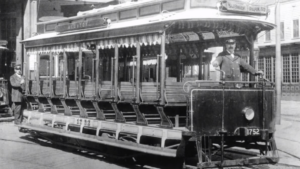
<box><xmin>0</xmin><ymin>0</ymin><xmax>299</xmax><ymax>168</ymax></box>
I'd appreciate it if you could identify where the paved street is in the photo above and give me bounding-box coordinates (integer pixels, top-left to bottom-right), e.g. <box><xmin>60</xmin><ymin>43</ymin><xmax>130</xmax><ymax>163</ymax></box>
<box><xmin>0</xmin><ymin>101</ymin><xmax>300</xmax><ymax>169</ymax></box>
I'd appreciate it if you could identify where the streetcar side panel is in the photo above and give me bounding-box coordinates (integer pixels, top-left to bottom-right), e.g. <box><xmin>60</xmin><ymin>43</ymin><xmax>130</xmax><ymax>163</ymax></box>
<box><xmin>191</xmin><ymin>88</ymin><xmax>275</xmax><ymax>136</ymax></box>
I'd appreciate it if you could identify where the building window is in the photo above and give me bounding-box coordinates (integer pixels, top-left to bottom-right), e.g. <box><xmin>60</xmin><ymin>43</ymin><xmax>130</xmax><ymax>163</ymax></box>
<box><xmin>265</xmin><ymin>57</ymin><xmax>272</xmax><ymax>81</ymax></box>
<box><xmin>273</xmin><ymin>57</ymin><xmax>276</xmax><ymax>83</ymax></box>
<box><xmin>241</xmin><ymin>56</ymin><xmax>249</xmax><ymax>81</ymax></box>
<box><xmin>280</xmin><ymin>22</ymin><xmax>284</xmax><ymax>40</ymax></box>
<box><xmin>293</xmin><ymin>19</ymin><xmax>299</xmax><ymax>38</ymax></box>
<box><xmin>258</xmin><ymin>58</ymin><xmax>264</xmax><ymax>71</ymax></box>
<box><xmin>282</xmin><ymin>54</ymin><xmax>290</xmax><ymax>83</ymax></box>
<box><xmin>291</xmin><ymin>53</ymin><xmax>299</xmax><ymax>83</ymax></box>
<box><xmin>265</xmin><ymin>30</ymin><xmax>271</xmax><ymax>41</ymax></box>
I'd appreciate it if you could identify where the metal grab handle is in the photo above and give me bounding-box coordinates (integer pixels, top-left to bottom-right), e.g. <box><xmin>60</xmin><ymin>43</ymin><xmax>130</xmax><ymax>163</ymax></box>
<box><xmin>215</xmin><ymin>69</ymin><xmax>225</xmax><ymax>80</ymax></box>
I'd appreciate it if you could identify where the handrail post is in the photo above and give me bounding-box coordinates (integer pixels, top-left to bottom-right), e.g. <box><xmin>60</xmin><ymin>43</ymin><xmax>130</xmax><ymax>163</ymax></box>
<box><xmin>160</xmin><ymin>31</ymin><xmax>166</xmax><ymax>105</ymax></box>
<box><xmin>78</xmin><ymin>47</ymin><xmax>82</xmax><ymax>99</ymax></box>
<box><xmin>49</xmin><ymin>53</ymin><xmax>53</xmax><ymax>97</ymax></box>
<box><xmin>95</xmin><ymin>47</ymin><xmax>100</xmax><ymax>99</ymax></box>
<box><xmin>114</xmin><ymin>43</ymin><xmax>119</xmax><ymax>101</ymax></box>
<box><xmin>136</xmin><ymin>37</ymin><xmax>141</xmax><ymax>103</ymax></box>
<box><xmin>36</xmin><ymin>52</ymin><xmax>40</xmax><ymax>95</ymax></box>
<box><xmin>63</xmin><ymin>50</ymin><xmax>67</xmax><ymax>98</ymax></box>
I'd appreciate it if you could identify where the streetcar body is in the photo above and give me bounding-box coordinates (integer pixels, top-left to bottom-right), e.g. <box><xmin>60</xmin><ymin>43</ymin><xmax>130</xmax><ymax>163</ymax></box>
<box><xmin>0</xmin><ymin>79</ymin><xmax>13</xmax><ymax>119</ymax></box>
<box><xmin>191</xmin><ymin>84</ymin><xmax>276</xmax><ymax>136</ymax></box>
<box><xmin>19</xmin><ymin>0</ymin><xmax>278</xmax><ymax>168</ymax></box>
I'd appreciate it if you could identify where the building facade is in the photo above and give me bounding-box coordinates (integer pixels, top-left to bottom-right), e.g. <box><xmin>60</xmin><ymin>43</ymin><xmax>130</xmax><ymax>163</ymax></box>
<box><xmin>257</xmin><ymin>0</ymin><xmax>300</xmax><ymax>101</ymax></box>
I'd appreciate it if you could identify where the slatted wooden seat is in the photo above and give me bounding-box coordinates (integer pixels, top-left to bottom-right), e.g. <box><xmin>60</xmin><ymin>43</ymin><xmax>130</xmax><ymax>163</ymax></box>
<box><xmin>82</xmin><ymin>81</ymin><xmax>96</xmax><ymax>100</ymax></box>
<box><xmin>118</xmin><ymin>82</ymin><xmax>136</xmax><ymax>102</ymax></box>
<box><xmin>99</xmin><ymin>81</ymin><xmax>114</xmax><ymax>101</ymax></box>
<box><xmin>28</xmin><ymin>80</ymin><xmax>40</xmax><ymax>96</ymax></box>
<box><xmin>66</xmin><ymin>80</ymin><xmax>79</xmax><ymax>98</ymax></box>
<box><xmin>40</xmin><ymin>80</ymin><xmax>51</xmax><ymax>97</ymax></box>
<box><xmin>25</xmin><ymin>80</ymin><xmax>40</xmax><ymax>111</ymax></box>
<box><xmin>53</xmin><ymin>80</ymin><xmax>64</xmax><ymax>98</ymax></box>
<box><xmin>140</xmin><ymin>82</ymin><xmax>160</xmax><ymax>104</ymax></box>
<box><xmin>49</xmin><ymin>80</ymin><xmax>65</xmax><ymax>114</ymax></box>
<box><xmin>164</xmin><ymin>82</ymin><xmax>188</xmax><ymax>106</ymax></box>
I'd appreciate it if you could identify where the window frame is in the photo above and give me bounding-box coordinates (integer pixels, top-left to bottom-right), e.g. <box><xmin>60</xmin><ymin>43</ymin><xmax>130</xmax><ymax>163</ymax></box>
<box><xmin>292</xmin><ymin>19</ymin><xmax>299</xmax><ymax>39</ymax></box>
<box><xmin>265</xmin><ymin>30</ymin><xmax>271</xmax><ymax>42</ymax></box>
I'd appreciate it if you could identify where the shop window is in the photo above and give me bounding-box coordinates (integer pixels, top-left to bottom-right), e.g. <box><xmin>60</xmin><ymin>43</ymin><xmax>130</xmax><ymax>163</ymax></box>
<box><xmin>293</xmin><ymin>19</ymin><xmax>299</xmax><ymax>38</ymax></box>
<box><xmin>282</xmin><ymin>54</ymin><xmax>290</xmax><ymax>83</ymax></box>
<box><xmin>291</xmin><ymin>53</ymin><xmax>299</xmax><ymax>83</ymax></box>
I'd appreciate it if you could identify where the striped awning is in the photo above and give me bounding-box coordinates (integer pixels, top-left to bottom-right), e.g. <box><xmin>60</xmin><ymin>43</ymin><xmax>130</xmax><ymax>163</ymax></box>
<box><xmin>26</xmin><ymin>33</ymin><xmax>162</xmax><ymax>55</ymax></box>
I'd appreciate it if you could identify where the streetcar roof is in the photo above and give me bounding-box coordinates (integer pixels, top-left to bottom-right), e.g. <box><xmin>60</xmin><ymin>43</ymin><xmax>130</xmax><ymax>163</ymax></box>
<box><xmin>22</xmin><ymin>8</ymin><xmax>275</xmax><ymax>50</ymax></box>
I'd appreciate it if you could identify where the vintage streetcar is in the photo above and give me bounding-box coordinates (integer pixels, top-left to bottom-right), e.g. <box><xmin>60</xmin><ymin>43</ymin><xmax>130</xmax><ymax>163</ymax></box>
<box><xmin>20</xmin><ymin>0</ymin><xmax>278</xmax><ymax>168</ymax></box>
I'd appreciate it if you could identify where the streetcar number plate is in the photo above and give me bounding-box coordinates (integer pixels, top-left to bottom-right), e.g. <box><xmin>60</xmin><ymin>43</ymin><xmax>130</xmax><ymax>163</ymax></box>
<box><xmin>247</xmin><ymin>128</ymin><xmax>260</xmax><ymax>135</ymax></box>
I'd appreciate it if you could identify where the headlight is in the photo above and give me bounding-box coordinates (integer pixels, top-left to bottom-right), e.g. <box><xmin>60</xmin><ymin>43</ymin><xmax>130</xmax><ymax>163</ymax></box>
<box><xmin>0</xmin><ymin>90</ymin><xmax>3</xmax><ymax>98</ymax></box>
<box><xmin>242</xmin><ymin>107</ymin><xmax>255</xmax><ymax>121</ymax></box>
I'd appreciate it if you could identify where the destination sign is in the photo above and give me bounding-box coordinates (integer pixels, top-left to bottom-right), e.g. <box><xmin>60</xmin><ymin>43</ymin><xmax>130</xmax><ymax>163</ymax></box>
<box><xmin>219</xmin><ymin>0</ymin><xmax>268</xmax><ymax>16</ymax></box>
<box><xmin>168</xmin><ymin>32</ymin><xmax>200</xmax><ymax>43</ymax></box>
<box><xmin>217</xmin><ymin>31</ymin><xmax>240</xmax><ymax>38</ymax></box>
<box><xmin>55</xmin><ymin>18</ymin><xmax>108</xmax><ymax>32</ymax></box>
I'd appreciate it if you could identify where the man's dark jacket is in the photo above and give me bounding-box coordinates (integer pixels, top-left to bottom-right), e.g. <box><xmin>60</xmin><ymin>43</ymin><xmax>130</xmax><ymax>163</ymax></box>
<box><xmin>214</xmin><ymin>51</ymin><xmax>257</xmax><ymax>81</ymax></box>
<box><xmin>10</xmin><ymin>74</ymin><xmax>24</xmax><ymax>102</ymax></box>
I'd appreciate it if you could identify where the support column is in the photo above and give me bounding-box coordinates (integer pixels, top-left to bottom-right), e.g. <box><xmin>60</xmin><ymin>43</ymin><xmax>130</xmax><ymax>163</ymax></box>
<box><xmin>114</xmin><ymin>43</ymin><xmax>119</xmax><ymax>101</ymax></box>
<box><xmin>198</xmin><ymin>46</ymin><xmax>204</xmax><ymax>80</ymax></box>
<box><xmin>95</xmin><ymin>48</ymin><xmax>100</xmax><ymax>99</ymax></box>
<box><xmin>249</xmin><ymin>35</ymin><xmax>255</xmax><ymax>82</ymax></box>
<box><xmin>63</xmin><ymin>50</ymin><xmax>67</xmax><ymax>98</ymax></box>
<box><xmin>78</xmin><ymin>47</ymin><xmax>82</xmax><ymax>99</ymax></box>
<box><xmin>176</xmin><ymin>46</ymin><xmax>181</xmax><ymax>82</ymax></box>
<box><xmin>49</xmin><ymin>53</ymin><xmax>53</xmax><ymax>97</ymax></box>
<box><xmin>160</xmin><ymin>31</ymin><xmax>166</xmax><ymax>105</ymax></box>
<box><xmin>136</xmin><ymin>38</ymin><xmax>141</xmax><ymax>103</ymax></box>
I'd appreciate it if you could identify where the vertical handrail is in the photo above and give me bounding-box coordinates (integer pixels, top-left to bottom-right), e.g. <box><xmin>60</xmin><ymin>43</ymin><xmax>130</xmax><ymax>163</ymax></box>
<box><xmin>114</xmin><ymin>43</ymin><xmax>119</xmax><ymax>101</ymax></box>
<box><xmin>95</xmin><ymin>48</ymin><xmax>100</xmax><ymax>99</ymax></box>
<box><xmin>25</xmin><ymin>53</ymin><xmax>29</xmax><ymax>95</ymax></box>
<box><xmin>136</xmin><ymin>38</ymin><xmax>141</xmax><ymax>103</ymax></box>
<box><xmin>49</xmin><ymin>53</ymin><xmax>53</xmax><ymax>97</ymax></box>
<box><xmin>78</xmin><ymin>47</ymin><xmax>82</xmax><ymax>99</ymax></box>
<box><xmin>110</xmin><ymin>57</ymin><xmax>114</xmax><ymax>98</ymax></box>
<box><xmin>160</xmin><ymin>31</ymin><xmax>166</xmax><ymax>105</ymax></box>
<box><xmin>63</xmin><ymin>50</ymin><xmax>67</xmax><ymax>98</ymax></box>
<box><xmin>156</xmin><ymin>54</ymin><xmax>160</xmax><ymax>99</ymax></box>
<box><xmin>36</xmin><ymin>52</ymin><xmax>41</xmax><ymax>95</ymax></box>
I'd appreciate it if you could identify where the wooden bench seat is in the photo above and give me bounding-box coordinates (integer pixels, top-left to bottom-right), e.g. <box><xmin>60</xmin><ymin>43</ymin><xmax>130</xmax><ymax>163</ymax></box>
<box><xmin>66</xmin><ymin>80</ymin><xmax>79</xmax><ymax>98</ymax></box>
<box><xmin>40</xmin><ymin>80</ymin><xmax>51</xmax><ymax>97</ymax></box>
<box><xmin>53</xmin><ymin>80</ymin><xmax>64</xmax><ymax>98</ymax></box>
<box><xmin>27</xmin><ymin>80</ymin><xmax>40</xmax><ymax>96</ymax></box>
<box><xmin>118</xmin><ymin>82</ymin><xmax>136</xmax><ymax>102</ymax></box>
<box><xmin>82</xmin><ymin>81</ymin><xmax>96</xmax><ymax>100</ymax></box>
<box><xmin>164</xmin><ymin>82</ymin><xmax>188</xmax><ymax>106</ymax></box>
<box><xmin>99</xmin><ymin>81</ymin><xmax>114</xmax><ymax>101</ymax></box>
<box><xmin>140</xmin><ymin>82</ymin><xmax>160</xmax><ymax>104</ymax></box>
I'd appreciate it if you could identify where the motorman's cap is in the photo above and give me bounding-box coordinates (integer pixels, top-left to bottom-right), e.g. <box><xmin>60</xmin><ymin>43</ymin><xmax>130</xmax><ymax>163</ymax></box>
<box><xmin>225</xmin><ymin>38</ymin><xmax>236</xmax><ymax>44</ymax></box>
<box><xmin>14</xmin><ymin>64</ymin><xmax>21</xmax><ymax>69</ymax></box>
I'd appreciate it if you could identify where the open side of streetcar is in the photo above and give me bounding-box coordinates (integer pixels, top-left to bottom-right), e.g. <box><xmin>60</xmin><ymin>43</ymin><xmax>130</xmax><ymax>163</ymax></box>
<box><xmin>19</xmin><ymin>0</ymin><xmax>278</xmax><ymax>168</ymax></box>
<box><xmin>0</xmin><ymin>40</ymin><xmax>13</xmax><ymax>121</ymax></box>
